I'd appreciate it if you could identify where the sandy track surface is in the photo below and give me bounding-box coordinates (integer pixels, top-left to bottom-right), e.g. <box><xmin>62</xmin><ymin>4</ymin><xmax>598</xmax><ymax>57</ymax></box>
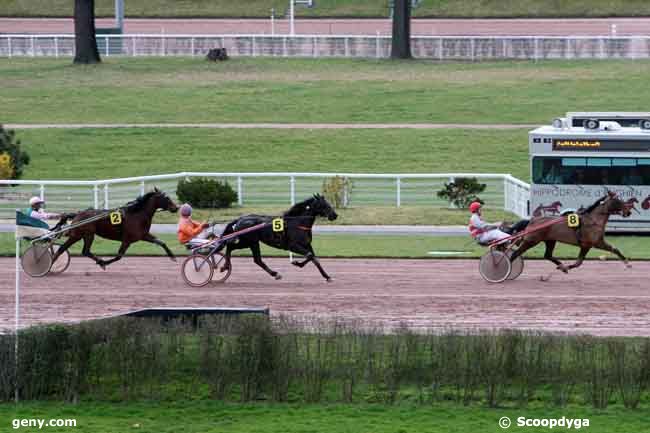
<box><xmin>1</xmin><ymin>257</ymin><xmax>649</xmax><ymax>336</ymax></box>
<box><xmin>1</xmin><ymin>17</ymin><xmax>646</xmax><ymax>36</ymax></box>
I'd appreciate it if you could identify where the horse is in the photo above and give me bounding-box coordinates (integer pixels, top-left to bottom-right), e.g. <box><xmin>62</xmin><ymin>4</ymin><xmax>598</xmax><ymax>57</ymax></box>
<box><xmin>50</xmin><ymin>188</ymin><xmax>179</xmax><ymax>269</ymax></box>
<box><xmin>509</xmin><ymin>191</ymin><xmax>633</xmax><ymax>273</ymax></box>
<box><xmin>642</xmin><ymin>195</ymin><xmax>650</xmax><ymax>210</ymax></box>
<box><xmin>217</xmin><ymin>194</ymin><xmax>338</xmax><ymax>281</ymax></box>
<box><xmin>532</xmin><ymin>201</ymin><xmax>562</xmax><ymax>217</ymax></box>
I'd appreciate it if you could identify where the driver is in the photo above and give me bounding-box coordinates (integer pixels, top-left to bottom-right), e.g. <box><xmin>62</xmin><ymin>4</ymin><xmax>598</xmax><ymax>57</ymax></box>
<box><xmin>468</xmin><ymin>201</ymin><xmax>511</xmax><ymax>244</ymax></box>
<box><xmin>177</xmin><ymin>203</ymin><xmax>212</xmax><ymax>245</ymax></box>
<box><xmin>26</xmin><ymin>196</ymin><xmax>61</xmax><ymax>221</ymax></box>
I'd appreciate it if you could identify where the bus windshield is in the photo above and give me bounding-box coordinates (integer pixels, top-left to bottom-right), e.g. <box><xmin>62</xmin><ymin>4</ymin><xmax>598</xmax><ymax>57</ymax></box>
<box><xmin>532</xmin><ymin>156</ymin><xmax>650</xmax><ymax>185</ymax></box>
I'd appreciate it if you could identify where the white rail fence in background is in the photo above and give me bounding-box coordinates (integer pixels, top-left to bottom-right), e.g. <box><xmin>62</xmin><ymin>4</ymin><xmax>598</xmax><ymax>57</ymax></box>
<box><xmin>3</xmin><ymin>34</ymin><xmax>650</xmax><ymax>60</ymax></box>
<box><xmin>0</xmin><ymin>172</ymin><xmax>530</xmax><ymax>219</ymax></box>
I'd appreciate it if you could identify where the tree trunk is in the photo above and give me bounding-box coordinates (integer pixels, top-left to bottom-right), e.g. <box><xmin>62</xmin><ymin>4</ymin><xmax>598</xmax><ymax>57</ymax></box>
<box><xmin>73</xmin><ymin>0</ymin><xmax>101</xmax><ymax>64</ymax></box>
<box><xmin>390</xmin><ymin>0</ymin><xmax>412</xmax><ymax>59</ymax></box>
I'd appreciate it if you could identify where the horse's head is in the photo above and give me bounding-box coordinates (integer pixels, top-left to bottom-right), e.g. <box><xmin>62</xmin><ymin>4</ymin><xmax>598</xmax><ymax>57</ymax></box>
<box><xmin>310</xmin><ymin>194</ymin><xmax>338</xmax><ymax>221</ymax></box>
<box><xmin>152</xmin><ymin>188</ymin><xmax>178</xmax><ymax>213</ymax></box>
<box><xmin>601</xmin><ymin>191</ymin><xmax>632</xmax><ymax>218</ymax></box>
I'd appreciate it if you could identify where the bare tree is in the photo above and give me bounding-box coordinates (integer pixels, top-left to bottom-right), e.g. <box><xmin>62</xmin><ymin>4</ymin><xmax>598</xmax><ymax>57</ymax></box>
<box><xmin>390</xmin><ymin>0</ymin><xmax>412</xmax><ymax>59</ymax></box>
<box><xmin>73</xmin><ymin>0</ymin><xmax>101</xmax><ymax>64</ymax></box>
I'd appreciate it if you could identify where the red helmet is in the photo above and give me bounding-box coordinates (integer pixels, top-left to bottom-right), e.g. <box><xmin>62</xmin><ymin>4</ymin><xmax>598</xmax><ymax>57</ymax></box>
<box><xmin>469</xmin><ymin>201</ymin><xmax>482</xmax><ymax>213</ymax></box>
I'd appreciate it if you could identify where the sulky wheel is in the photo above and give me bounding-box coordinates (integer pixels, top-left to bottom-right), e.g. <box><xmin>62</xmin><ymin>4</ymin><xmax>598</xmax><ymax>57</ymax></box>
<box><xmin>49</xmin><ymin>244</ymin><xmax>71</xmax><ymax>275</ymax></box>
<box><xmin>21</xmin><ymin>243</ymin><xmax>53</xmax><ymax>277</ymax></box>
<box><xmin>209</xmin><ymin>252</ymin><xmax>232</xmax><ymax>284</ymax></box>
<box><xmin>181</xmin><ymin>254</ymin><xmax>214</xmax><ymax>287</ymax></box>
<box><xmin>506</xmin><ymin>252</ymin><xmax>524</xmax><ymax>280</ymax></box>
<box><xmin>479</xmin><ymin>250</ymin><xmax>512</xmax><ymax>283</ymax></box>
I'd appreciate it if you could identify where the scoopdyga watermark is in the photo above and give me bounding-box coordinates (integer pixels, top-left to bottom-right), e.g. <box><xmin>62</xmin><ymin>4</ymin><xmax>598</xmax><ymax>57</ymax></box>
<box><xmin>499</xmin><ymin>416</ymin><xmax>590</xmax><ymax>429</ymax></box>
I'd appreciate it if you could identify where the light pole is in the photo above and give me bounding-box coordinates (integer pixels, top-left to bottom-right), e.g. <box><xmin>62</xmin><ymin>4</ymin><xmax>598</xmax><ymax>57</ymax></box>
<box><xmin>288</xmin><ymin>0</ymin><xmax>313</xmax><ymax>36</ymax></box>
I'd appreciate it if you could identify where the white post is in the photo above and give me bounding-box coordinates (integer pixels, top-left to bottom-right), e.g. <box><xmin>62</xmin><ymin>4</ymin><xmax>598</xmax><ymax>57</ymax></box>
<box><xmin>289</xmin><ymin>0</ymin><xmax>295</xmax><ymax>36</ymax></box>
<box><xmin>470</xmin><ymin>38</ymin><xmax>475</xmax><ymax>61</ymax></box>
<box><xmin>191</xmin><ymin>37</ymin><xmax>195</xmax><ymax>57</ymax></box>
<box><xmin>439</xmin><ymin>37</ymin><xmax>443</xmax><ymax>60</ymax></box>
<box><xmin>7</xmin><ymin>36</ymin><xmax>12</xmax><ymax>58</ymax></box>
<box><xmin>161</xmin><ymin>33</ymin><xmax>165</xmax><ymax>56</ymax></box>
<box><xmin>140</xmin><ymin>181</ymin><xmax>145</xmax><ymax>196</ymax></box>
<box><xmin>376</xmin><ymin>31</ymin><xmax>380</xmax><ymax>58</ymax></box>
<box><xmin>396</xmin><ymin>177</ymin><xmax>401</xmax><ymax>207</ymax></box>
<box><xmin>271</xmin><ymin>8</ymin><xmax>275</xmax><ymax>35</ymax></box>
<box><xmin>104</xmin><ymin>184</ymin><xmax>109</xmax><ymax>209</ymax></box>
<box><xmin>93</xmin><ymin>185</ymin><xmax>99</xmax><ymax>209</ymax></box>
<box><xmin>290</xmin><ymin>176</ymin><xmax>296</xmax><ymax>205</ymax></box>
<box><xmin>115</xmin><ymin>0</ymin><xmax>124</xmax><ymax>29</ymax></box>
<box><xmin>283</xmin><ymin>36</ymin><xmax>287</xmax><ymax>57</ymax></box>
<box><xmin>30</xmin><ymin>36</ymin><xmax>35</xmax><ymax>57</ymax></box>
<box><xmin>14</xmin><ymin>236</ymin><xmax>20</xmax><ymax>403</ymax></box>
<box><xmin>503</xmin><ymin>176</ymin><xmax>509</xmax><ymax>213</ymax></box>
<box><xmin>534</xmin><ymin>37</ymin><xmax>538</xmax><ymax>62</ymax></box>
<box><xmin>132</xmin><ymin>36</ymin><xmax>136</xmax><ymax>56</ymax></box>
<box><xmin>237</xmin><ymin>176</ymin><xmax>243</xmax><ymax>206</ymax></box>
<box><xmin>344</xmin><ymin>37</ymin><xmax>349</xmax><ymax>57</ymax></box>
<box><xmin>252</xmin><ymin>35</ymin><xmax>256</xmax><ymax>56</ymax></box>
<box><xmin>39</xmin><ymin>184</ymin><xmax>45</xmax><ymax>201</ymax></box>
<box><xmin>54</xmin><ymin>36</ymin><xmax>59</xmax><ymax>58</ymax></box>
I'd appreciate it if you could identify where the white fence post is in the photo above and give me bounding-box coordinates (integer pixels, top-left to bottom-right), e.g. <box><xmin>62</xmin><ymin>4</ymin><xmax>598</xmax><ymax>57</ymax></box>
<box><xmin>93</xmin><ymin>185</ymin><xmax>99</xmax><ymax>209</ymax></box>
<box><xmin>30</xmin><ymin>36</ymin><xmax>35</xmax><ymax>56</ymax></box>
<box><xmin>290</xmin><ymin>176</ymin><xmax>296</xmax><ymax>205</ymax></box>
<box><xmin>54</xmin><ymin>36</ymin><xmax>58</xmax><ymax>58</ymax></box>
<box><xmin>375</xmin><ymin>32</ymin><xmax>380</xmax><ymax>58</ymax></box>
<box><xmin>132</xmin><ymin>36</ymin><xmax>136</xmax><ymax>56</ymax></box>
<box><xmin>252</xmin><ymin>35</ymin><xmax>256</xmax><ymax>56</ymax></box>
<box><xmin>503</xmin><ymin>176</ymin><xmax>509</xmax><ymax>213</ymax></box>
<box><xmin>396</xmin><ymin>177</ymin><xmax>401</xmax><ymax>207</ymax></box>
<box><xmin>7</xmin><ymin>36</ymin><xmax>11</xmax><ymax>58</ymax></box>
<box><xmin>140</xmin><ymin>181</ymin><xmax>145</xmax><ymax>196</ymax></box>
<box><xmin>104</xmin><ymin>184</ymin><xmax>109</xmax><ymax>209</ymax></box>
<box><xmin>161</xmin><ymin>35</ymin><xmax>165</xmax><ymax>56</ymax></box>
<box><xmin>39</xmin><ymin>184</ymin><xmax>45</xmax><ymax>201</ymax></box>
<box><xmin>191</xmin><ymin>37</ymin><xmax>195</xmax><ymax>57</ymax></box>
<box><xmin>344</xmin><ymin>37</ymin><xmax>349</xmax><ymax>57</ymax></box>
<box><xmin>237</xmin><ymin>176</ymin><xmax>243</xmax><ymax>206</ymax></box>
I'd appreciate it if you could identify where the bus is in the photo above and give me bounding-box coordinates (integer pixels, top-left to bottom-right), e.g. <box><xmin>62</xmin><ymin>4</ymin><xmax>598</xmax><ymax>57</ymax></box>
<box><xmin>529</xmin><ymin>112</ymin><xmax>650</xmax><ymax>231</ymax></box>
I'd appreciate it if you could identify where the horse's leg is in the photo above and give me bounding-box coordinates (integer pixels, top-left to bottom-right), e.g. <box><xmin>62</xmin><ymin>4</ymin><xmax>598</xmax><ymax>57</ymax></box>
<box><xmin>290</xmin><ymin>244</ymin><xmax>332</xmax><ymax>281</ymax></box>
<box><xmin>543</xmin><ymin>240</ymin><xmax>568</xmax><ymax>273</ymax></box>
<box><xmin>100</xmin><ymin>241</ymin><xmax>131</xmax><ymax>266</ymax></box>
<box><xmin>50</xmin><ymin>235</ymin><xmax>80</xmax><ymax>263</ymax></box>
<box><xmin>81</xmin><ymin>234</ymin><xmax>106</xmax><ymax>269</ymax></box>
<box><xmin>567</xmin><ymin>247</ymin><xmax>591</xmax><ymax>270</ymax></box>
<box><xmin>508</xmin><ymin>239</ymin><xmax>538</xmax><ymax>262</ymax></box>
<box><xmin>250</xmin><ymin>242</ymin><xmax>281</xmax><ymax>280</ymax></box>
<box><xmin>593</xmin><ymin>239</ymin><xmax>631</xmax><ymax>268</ymax></box>
<box><xmin>221</xmin><ymin>243</ymin><xmax>234</xmax><ymax>272</ymax></box>
<box><xmin>143</xmin><ymin>233</ymin><xmax>176</xmax><ymax>262</ymax></box>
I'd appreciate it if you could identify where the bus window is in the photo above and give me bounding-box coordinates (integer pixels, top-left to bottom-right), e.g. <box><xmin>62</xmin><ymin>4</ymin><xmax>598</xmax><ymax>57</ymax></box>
<box><xmin>533</xmin><ymin>158</ymin><xmax>565</xmax><ymax>184</ymax></box>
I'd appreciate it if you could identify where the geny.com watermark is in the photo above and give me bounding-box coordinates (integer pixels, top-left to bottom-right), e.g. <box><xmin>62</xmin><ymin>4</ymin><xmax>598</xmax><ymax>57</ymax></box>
<box><xmin>499</xmin><ymin>416</ymin><xmax>590</xmax><ymax>429</ymax></box>
<box><xmin>12</xmin><ymin>419</ymin><xmax>77</xmax><ymax>430</ymax></box>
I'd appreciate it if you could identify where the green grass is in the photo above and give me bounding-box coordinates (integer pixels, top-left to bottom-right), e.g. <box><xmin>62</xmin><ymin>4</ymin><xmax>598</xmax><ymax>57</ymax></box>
<box><xmin>0</xmin><ymin>401</ymin><xmax>648</xmax><ymax>433</ymax></box>
<box><xmin>15</xmin><ymin>127</ymin><xmax>529</xmax><ymax>180</ymax></box>
<box><xmin>4</xmin><ymin>0</ymin><xmax>650</xmax><ymax>18</ymax></box>
<box><xmin>4</xmin><ymin>58</ymin><xmax>650</xmax><ymax>125</ymax></box>
<box><xmin>2</xmin><ymin>232</ymin><xmax>648</xmax><ymax>259</ymax></box>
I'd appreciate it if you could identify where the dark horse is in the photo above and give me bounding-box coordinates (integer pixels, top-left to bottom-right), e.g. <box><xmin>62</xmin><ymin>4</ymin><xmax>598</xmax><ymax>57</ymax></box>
<box><xmin>218</xmin><ymin>194</ymin><xmax>338</xmax><ymax>281</ymax></box>
<box><xmin>509</xmin><ymin>191</ymin><xmax>633</xmax><ymax>273</ymax></box>
<box><xmin>51</xmin><ymin>188</ymin><xmax>179</xmax><ymax>269</ymax></box>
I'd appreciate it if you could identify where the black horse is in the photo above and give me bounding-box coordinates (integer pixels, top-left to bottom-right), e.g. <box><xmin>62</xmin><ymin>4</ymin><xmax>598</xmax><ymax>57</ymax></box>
<box><xmin>218</xmin><ymin>194</ymin><xmax>338</xmax><ymax>281</ymax></box>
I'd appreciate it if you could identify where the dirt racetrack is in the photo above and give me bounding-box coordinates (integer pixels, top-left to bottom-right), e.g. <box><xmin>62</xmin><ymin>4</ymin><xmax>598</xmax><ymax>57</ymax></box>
<box><xmin>1</xmin><ymin>257</ymin><xmax>649</xmax><ymax>336</ymax></box>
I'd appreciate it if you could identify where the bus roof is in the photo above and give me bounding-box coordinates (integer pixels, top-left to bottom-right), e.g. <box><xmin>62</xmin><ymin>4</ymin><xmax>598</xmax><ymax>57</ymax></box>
<box><xmin>530</xmin><ymin>125</ymin><xmax>650</xmax><ymax>139</ymax></box>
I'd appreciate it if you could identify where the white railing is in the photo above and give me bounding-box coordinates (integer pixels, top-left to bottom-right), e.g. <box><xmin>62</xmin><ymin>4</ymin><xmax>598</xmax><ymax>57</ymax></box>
<box><xmin>0</xmin><ymin>172</ymin><xmax>530</xmax><ymax>219</ymax></box>
<box><xmin>2</xmin><ymin>34</ymin><xmax>650</xmax><ymax>60</ymax></box>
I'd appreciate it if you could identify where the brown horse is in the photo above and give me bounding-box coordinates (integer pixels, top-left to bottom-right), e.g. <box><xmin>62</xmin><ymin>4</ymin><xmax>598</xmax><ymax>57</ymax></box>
<box><xmin>509</xmin><ymin>191</ymin><xmax>633</xmax><ymax>273</ymax></box>
<box><xmin>532</xmin><ymin>201</ymin><xmax>562</xmax><ymax>217</ymax></box>
<box><xmin>51</xmin><ymin>188</ymin><xmax>178</xmax><ymax>269</ymax></box>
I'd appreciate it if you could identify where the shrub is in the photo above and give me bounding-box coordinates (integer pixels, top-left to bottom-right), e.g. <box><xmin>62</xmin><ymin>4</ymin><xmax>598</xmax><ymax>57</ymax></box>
<box><xmin>0</xmin><ymin>125</ymin><xmax>30</xmax><ymax>180</ymax></box>
<box><xmin>437</xmin><ymin>177</ymin><xmax>486</xmax><ymax>209</ymax></box>
<box><xmin>322</xmin><ymin>176</ymin><xmax>352</xmax><ymax>209</ymax></box>
<box><xmin>176</xmin><ymin>177</ymin><xmax>237</xmax><ymax>209</ymax></box>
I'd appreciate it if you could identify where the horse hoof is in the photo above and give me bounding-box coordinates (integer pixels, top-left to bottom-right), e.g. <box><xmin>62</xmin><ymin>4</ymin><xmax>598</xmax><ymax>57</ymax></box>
<box><xmin>326</xmin><ymin>278</ymin><xmax>333</xmax><ymax>283</ymax></box>
<box><xmin>274</xmin><ymin>274</ymin><xmax>282</xmax><ymax>280</ymax></box>
<box><xmin>170</xmin><ymin>257</ymin><xmax>177</xmax><ymax>263</ymax></box>
<box><xmin>291</xmin><ymin>261</ymin><xmax>300</xmax><ymax>267</ymax></box>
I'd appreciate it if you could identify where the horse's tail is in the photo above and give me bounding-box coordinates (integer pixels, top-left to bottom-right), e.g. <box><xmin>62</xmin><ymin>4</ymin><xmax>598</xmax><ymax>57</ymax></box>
<box><xmin>215</xmin><ymin>220</ymin><xmax>239</xmax><ymax>252</ymax></box>
<box><xmin>51</xmin><ymin>212</ymin><xmax>77</xmax><ymax>234</ymax></box>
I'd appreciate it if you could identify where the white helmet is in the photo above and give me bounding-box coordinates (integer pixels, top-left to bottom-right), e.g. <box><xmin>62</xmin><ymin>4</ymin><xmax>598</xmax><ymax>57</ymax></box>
<box><xmin>29</xmin><ymin>196</ymin><xmax>44</xmax><ymax>206</ymax></box>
